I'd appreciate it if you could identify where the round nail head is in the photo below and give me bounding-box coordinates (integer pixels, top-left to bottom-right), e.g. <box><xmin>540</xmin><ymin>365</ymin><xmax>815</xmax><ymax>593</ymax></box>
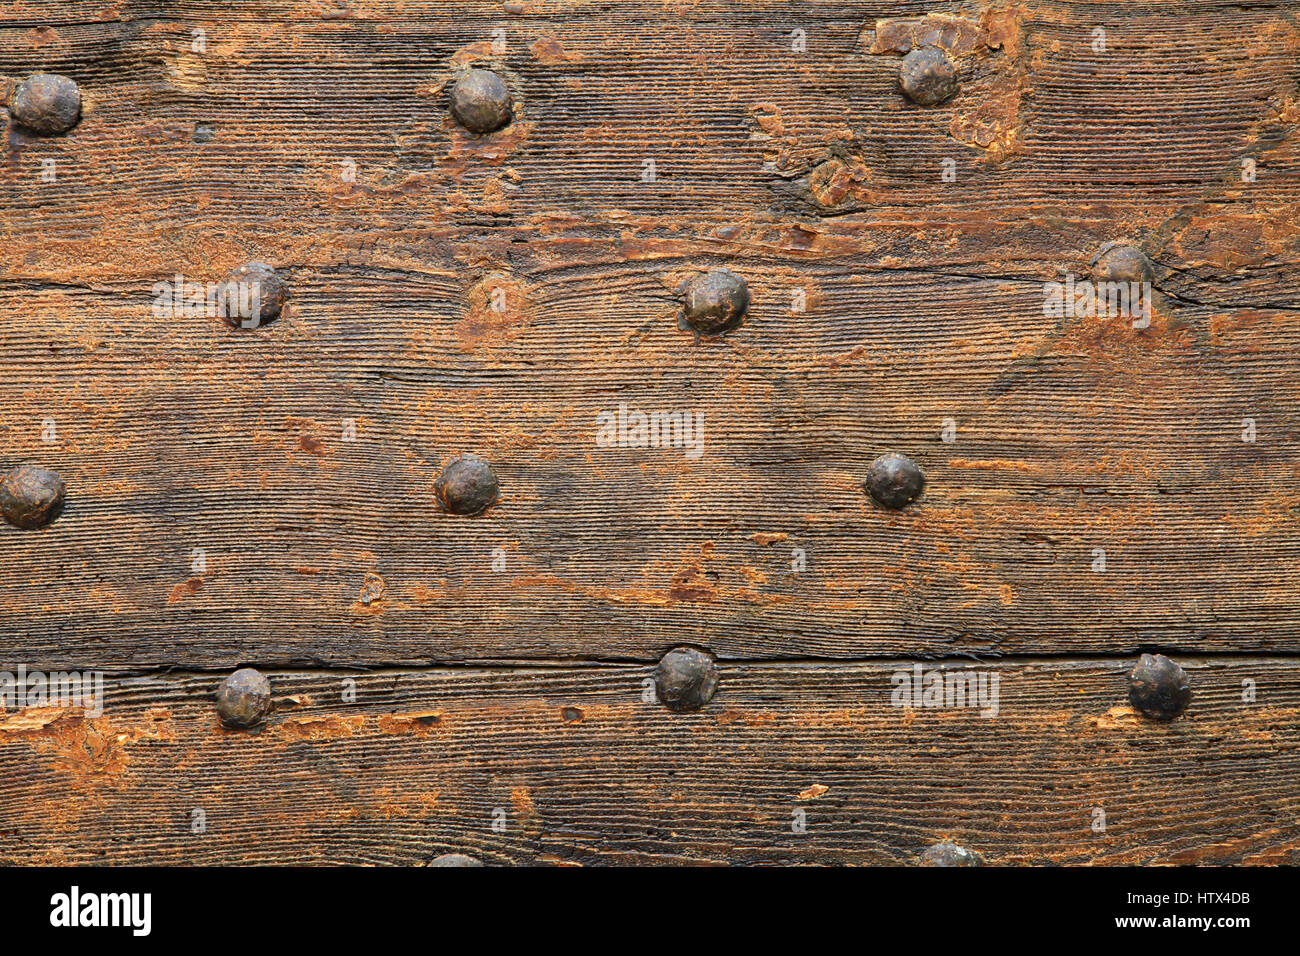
<box><xmin>683</xmin><ymin>269</ymin><xmax>749</xmax><ymax>335</ymax></box>
<box><xmin>1128</xmin><ymin>653</ymin><xmax>1191</xmax><ymax>720</ymax></box>
<box><xmin>920</xmin><ymin>842</ymin><xmax>984</xmax><ymax>866</ymax></box>
<box><xmin>222</xmin><ymin>262</ymin><xmax>287</xmax><ymax>327</ymax></box>
<box><xmin>0</xmin><ymin>465</ymin><xmax>65</xmax><ymax>529</ymax></box>
<box><xmin>9</xmin><ymin>74</ymin><xmax>81</xmax><ymax>134</ymax></box>
<box><xmin>654</xmin><ymin>646</ymin><xmax>719</xmax><ymax>712</ymax></box>
<box><xmin>866</xmin><ymin>453</ymin><xmax>924</xmax><ymax>510</ymax></box>
<box><xmin>430</xmin><ymin>853</ymin><xmax>484</xmax><ymax>867</ymax></box>
<box><xmin>1092</xmin><ymin>243</ymin><xmax>1154</xmax><ymax>285</ymax></box>
<box><xmin>900</xmin><ymin>47</ymin><xmax>959</xmax><ymax>106</ymax></box>
<box><xmin>435</xmin><ymin>455</ymin><xmax>499</xmax><ymax>515</ymax></box>
<box><xmin>449</xmin><ymin>68</ymin><xmax>513</xmax><ymax>134</ymax></box>
<box><xmin>216</xmin><ymin>668</ymin><xmax>272</xmax><ymax>729</ymax></box>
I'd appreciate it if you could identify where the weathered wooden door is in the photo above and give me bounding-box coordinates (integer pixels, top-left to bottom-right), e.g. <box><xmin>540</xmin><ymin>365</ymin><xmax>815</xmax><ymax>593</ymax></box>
<box><xmin>2</xmin><ymin>1</ymin><xmax>1298</xmax><ymax>866</ymax></box>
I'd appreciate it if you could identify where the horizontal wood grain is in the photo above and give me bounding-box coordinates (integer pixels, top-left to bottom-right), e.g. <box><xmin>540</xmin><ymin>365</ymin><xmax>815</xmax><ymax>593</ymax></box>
<box><xmin>0</xmin><ymin>249</ymin><xmax>1297</xmax><ymax>666</ymax></box>
<box><xmin>0</xmin><ymin>659</ymin><xmax>1296</xmax><ymax>865</ymax></box>
<box><xmin>1</xmin><ymin>1</ymin><xmax>1298</xmax><ymax>866</ymax></box>
<box><xmin>0</xmin><ymin>5</ymin><xmax>1297</xmax><ymax>287</ymax></box>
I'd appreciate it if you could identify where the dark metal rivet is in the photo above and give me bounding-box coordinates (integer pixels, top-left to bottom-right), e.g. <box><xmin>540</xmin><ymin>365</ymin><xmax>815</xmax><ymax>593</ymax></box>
<box><xmin>216</xmin><ymin>668</ymin><xmax>272</xmax><ymax>729</ymax></box>
<box><xmin>449</xmin><ymin>68</ymin><xmax>513</xmax><ymax>134</ymax></box>
<box><xmin>221</xmin><ymin>262</ymin><xmax>287</xmax><ymax>327</ymax></box>
<box><xmin>1091</xmin><ymin>243</ymin><xmax>1154</xmax><ymax>285</ymax></box>
<box><xmin>865</xmin><ymin>453</ymin><xmax>924</xmax><ymax>510</ymax></box>
<box><xmin>9</xmin><ymin>74</ymin><xmax>81</xmax><ymax>134</ymax></box>
<box><xmin>919</xmin><ymin>842</ymin><xmax>984</xmax><ymax>866</ymax></box>
<box><xmin>434</xmin><ymin>455</ymin><xmax>500</xmax><ymax>515</ymax></box>
<box><xmin>0</xmin><ymin>464</ymin><xmax>65</xmax><ymax>529</ymax></box>
<box><xmin>682</xmin><ymin>269</ymin><xmax>749</xmax><ymax>335</ymax></box>
<box><xmin>1128</xmin><ymin>653</ymin><xmax>1191</xmax><ymax>720</ymax></box>
<box><xmin>430</xmin><ymin>853</ymin><xmax>484</xmax><ymax>867</ymax></box>
<box><xmin>899</xmin><ymin>47</ymin><xmax>959</xmax><ymax>106</ymax></box>
<box><xmin>655</xmin><ymin>646</ymin><xmax>719</xmax><ymax>712</ymax></box>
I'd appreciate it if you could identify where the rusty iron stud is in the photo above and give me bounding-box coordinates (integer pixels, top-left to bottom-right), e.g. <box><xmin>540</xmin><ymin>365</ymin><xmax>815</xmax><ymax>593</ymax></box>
<box><xmin>434</xmin><ymin>455</ymin><xmax>499</xmax><ymax>515</ymax></box>
<box><xmin>221</xmin><ymin>262</ymin><xmax>287</xmax><ymax>327</ymax></box>
<box><xmin>899</xmin><ymin>47</ymin><xmax>959</xmax><ymax>106</ymax></box>
<box><xmin>865</xmin><ymin>453</ymin><xmax>924</xmax><ymax>510</ymax></box>
<box><xmin>216</xmin><ymin>668</ymin><xmax>273</xmax><ymax>729</ymax></box>
<box><xmin>8</xmin><ymin>74</ymin><xmax>81</xmax><ymax>134</ymax></box>
<box><xmin>919</xmin><ymin>842</ymin><xmax>984</xmax><ymax>866</ymax></box>
<box><xmin>682</xmin><ymin>269</ymin><xmax>749</xmax><ymax>335</ymax></box>
<box><xmin>449</xmin><ymin>68</ymin><xmax>514</xmax><ymax>134</ymax></box>
<box><xmin>654</xmin><ymin>646</ymin><xmax>719</xmax><ymax>712</ymax></box>
<box><xmin>0</xmin><ymin>464</ymin><xmax>65</xmax><ymax>529</ymax></box>
<box><xmin>1128</xmin><ymin>653</ymin><xmax>1191</xmax><ymax>720</ymax></box>
<box><xmin>1091</xmin><ymin>242</ymin><xmax>1154</xmax><ymax>286</ymax></box>
<box><xmin>430</xmin><ymin>853</ymin><xmax>484</xmax><ymax>866</ymax></box>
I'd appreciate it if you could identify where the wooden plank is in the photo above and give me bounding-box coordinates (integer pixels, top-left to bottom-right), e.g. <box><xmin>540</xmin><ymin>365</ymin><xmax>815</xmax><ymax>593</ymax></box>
<box><xmin>0</xmin><ymin>7</ymin><xmax>1296</xmax><ymax>281</ymax></box>
<box><xmin>1</xmin><ymin>2</ymin><xmax>1298</xmax><ymax>666</ymax></box>
<box><xmin>0</xmin><ymin>658</ymin><xmax>1296</xmax><ymax>865</ymax></box>
<box><xmin>1</xmin><ymin>249</ymin><xmax>1298</xmax><ymax>666</ymax></box>
<box><xmin>1</xmin><ymin>1</ymin><xmax>1299</xmax><ymax>866</ymax></box>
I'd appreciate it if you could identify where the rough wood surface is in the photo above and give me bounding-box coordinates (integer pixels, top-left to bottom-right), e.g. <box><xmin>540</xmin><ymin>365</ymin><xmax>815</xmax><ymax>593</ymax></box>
<box><xmin>1</xmin><ymin>660</ymin><xmax>1297</xmax><ymax>866</ymax></box>
<box><xmin>1</xmin><ymin>1</ymin><xmax>1298</xmax><ymax>863</ymax></box>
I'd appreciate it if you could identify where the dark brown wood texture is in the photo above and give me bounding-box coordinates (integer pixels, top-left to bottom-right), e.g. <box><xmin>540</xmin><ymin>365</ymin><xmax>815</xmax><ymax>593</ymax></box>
<box><xmin>1</xmin><ymin>660</ymin><xmax>1297</xmax><ymax>865</ymax></box>
<box><xmin>1</xmin><ymin>0</ymin><xmax>1298</xmax><ymax>864</ymax></box>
